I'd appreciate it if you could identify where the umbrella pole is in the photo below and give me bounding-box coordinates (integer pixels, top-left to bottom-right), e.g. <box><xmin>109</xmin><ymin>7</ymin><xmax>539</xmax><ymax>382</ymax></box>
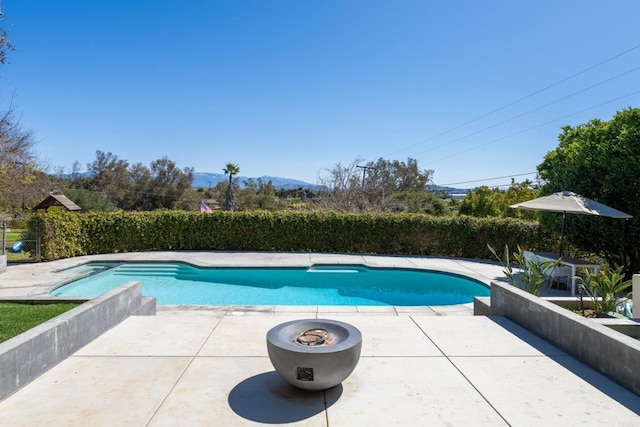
<box><xmin>558</xmin><ymin>211</ymin><xmax>566</xmax><ymax>257</ymax></box>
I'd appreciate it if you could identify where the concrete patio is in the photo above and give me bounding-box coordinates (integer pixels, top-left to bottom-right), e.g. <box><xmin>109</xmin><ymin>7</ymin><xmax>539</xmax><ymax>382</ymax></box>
<box><xmin>0</xmin><ymin>252</ymin><xmax>639</xmax><ymax>425</ymax></box>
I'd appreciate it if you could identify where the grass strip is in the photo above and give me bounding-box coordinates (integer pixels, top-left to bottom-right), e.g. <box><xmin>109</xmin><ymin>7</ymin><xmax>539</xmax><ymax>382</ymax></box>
<box><xmin>5</xmin><ymin>229</ymin><xmax>25</xmax><ymax>242</ymax></box>
<box><xmin>3</xmin><ymin>228</ymin><xmax>32</xmax><ymax>262</ymax></box>
<box><xmin>0</xmin><ymin>302</ymin><xmax>80</xmax><ymax>343</ymax></box>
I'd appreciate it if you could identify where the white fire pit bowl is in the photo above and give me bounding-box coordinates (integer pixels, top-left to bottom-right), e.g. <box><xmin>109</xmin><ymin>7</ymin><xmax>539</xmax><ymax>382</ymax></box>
<box><xmin>266</xmin><ymin>319</ymin><xmax>362</xmax><ymax>391</ymax></box>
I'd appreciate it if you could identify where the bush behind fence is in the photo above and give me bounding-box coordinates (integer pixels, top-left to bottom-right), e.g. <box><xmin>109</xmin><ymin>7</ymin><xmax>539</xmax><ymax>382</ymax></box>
<box><xmin>30</xmin><ymin>210</ymin><xmax>552</xmax><ymax>261</ymax></box>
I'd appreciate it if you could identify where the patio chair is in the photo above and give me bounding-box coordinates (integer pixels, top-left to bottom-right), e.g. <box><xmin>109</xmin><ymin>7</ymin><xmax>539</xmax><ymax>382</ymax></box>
<box><xmin>523</xmin><ymin>251</ymin><xmax>571</xmax><ymax>294</ymax></box>
<box><xmin>547</xmin><ymin>265</ymin><xmax>572</xmax><ymax>291</ymax></box>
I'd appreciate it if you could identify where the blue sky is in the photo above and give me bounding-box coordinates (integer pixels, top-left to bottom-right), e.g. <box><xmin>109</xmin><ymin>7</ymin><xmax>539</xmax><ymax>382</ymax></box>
<box><xmin>2</xmin><ymin>1</ymin><xmax>639</xmax><ymax>188</ymax></box>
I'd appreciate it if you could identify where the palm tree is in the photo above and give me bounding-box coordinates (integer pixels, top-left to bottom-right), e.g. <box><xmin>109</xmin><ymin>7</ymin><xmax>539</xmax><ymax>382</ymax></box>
<box><xmin>223</xmin><ymin>163</ymin><xmax>240</xmax><ymax>211</ymax></box>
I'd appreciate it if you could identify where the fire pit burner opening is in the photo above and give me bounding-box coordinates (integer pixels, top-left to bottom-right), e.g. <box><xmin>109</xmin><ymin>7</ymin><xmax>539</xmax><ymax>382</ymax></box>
<box><xmin>295</xmin><ymin>328</ymin><xmax>335</xmax><ymax>346</ymax></box>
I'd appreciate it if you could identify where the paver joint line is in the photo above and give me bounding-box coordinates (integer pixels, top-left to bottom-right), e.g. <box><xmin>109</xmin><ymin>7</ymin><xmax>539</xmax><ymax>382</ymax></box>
<box><xmin>408</xmin><ymin>315</ymin><xmax>512</xmax><ymax>425</ymax></box>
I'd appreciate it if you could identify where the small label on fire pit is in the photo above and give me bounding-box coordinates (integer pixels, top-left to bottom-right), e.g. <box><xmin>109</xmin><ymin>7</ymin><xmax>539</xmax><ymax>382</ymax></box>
<box><xmin>296</xmin><ymin>367</ymin><xmax>314</xmax><ymax>381</ymax></box>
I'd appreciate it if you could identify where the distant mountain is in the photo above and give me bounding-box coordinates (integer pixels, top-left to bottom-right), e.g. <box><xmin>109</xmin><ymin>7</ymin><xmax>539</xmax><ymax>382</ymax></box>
<box><xmin>57</xmin><ymin>171</ymin><xmax>323</xmax><ymax>190</ymax></box>
<box><xmin>192</xmin><ymin>172</ymin><xmax>324</xmax><ymax>190</ymax></box>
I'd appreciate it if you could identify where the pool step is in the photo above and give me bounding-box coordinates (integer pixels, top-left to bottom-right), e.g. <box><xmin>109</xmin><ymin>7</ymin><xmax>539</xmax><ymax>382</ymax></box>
<box><xmin>307</xmin><ymin>265</ymin><xmax>368</xmax><ymax>274</ymax></box>
<box><xmin>112</xmin><ymin>263</ymin><xmax>193</xmax><ymax>277</ymax></box>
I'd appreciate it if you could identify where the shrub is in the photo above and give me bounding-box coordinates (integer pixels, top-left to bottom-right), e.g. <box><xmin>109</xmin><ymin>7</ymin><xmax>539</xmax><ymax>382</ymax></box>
<box><xmin>488</xmin><ymin>244</ymin><xmax>560</xmax><ymax>296</ymax></box>
<box><xmin>30</xmin><ymin>210</ymin><xmax>553</xmax><ymax>261</ymax></box>
<box><xmin>577</xmin><ymin>266</ymin><xmax>632</xmax><ymax>316</ymax></box>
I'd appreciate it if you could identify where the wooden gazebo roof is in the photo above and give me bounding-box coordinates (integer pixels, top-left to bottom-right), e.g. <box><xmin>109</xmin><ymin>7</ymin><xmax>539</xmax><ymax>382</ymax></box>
<box><xmin>33</xmin><ymin>194</ymin><xmax>81</xmax><ymax>211</ymax></box>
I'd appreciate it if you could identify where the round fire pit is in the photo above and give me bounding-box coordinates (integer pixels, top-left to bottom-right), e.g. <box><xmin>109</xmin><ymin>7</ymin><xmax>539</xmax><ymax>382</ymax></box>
<box><xmin>266</xmin><ymin>319</ymin><xmax>362</xmax><ymax>391</ymax></box>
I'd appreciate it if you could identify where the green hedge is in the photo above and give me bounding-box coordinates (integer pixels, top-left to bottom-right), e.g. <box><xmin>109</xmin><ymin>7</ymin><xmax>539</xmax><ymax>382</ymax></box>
<box><xmin>31</xmin><ymin>210</ymin><xmax>552</xmax><ymax>261</ymax></box>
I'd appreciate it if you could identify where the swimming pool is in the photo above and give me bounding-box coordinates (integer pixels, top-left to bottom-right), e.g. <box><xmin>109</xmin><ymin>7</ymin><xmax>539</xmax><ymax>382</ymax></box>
<box><xmin>51</xmin><ymin>262</ymin><xmax>490</xmax><ymax>306</ymax></box>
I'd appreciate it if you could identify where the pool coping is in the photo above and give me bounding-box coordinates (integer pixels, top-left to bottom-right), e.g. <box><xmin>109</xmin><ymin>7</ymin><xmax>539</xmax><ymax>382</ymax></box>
<box><xmin>49</xmin><ymin>260</ymin><xmax>491</xmax><ymax>307</ymax></box>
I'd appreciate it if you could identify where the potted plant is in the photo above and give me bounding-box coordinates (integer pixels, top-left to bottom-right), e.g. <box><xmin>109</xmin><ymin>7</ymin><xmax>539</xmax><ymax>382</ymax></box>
<box><xmin>488</xmin><ymin>244</ymin><xmax>559</xmax><ymax>296</ymax></box>
<box><xmin>576</xmin><ymin>266</ymin><xmax>632</xmax><ymax>317</ymax></box>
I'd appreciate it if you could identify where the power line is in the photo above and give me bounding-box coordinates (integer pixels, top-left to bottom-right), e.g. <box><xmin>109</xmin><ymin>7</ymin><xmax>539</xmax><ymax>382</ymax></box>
<box><xmin>376</xmin><ymin>42</ymin><xmax>640</xmax><ymax>160</ymax></box>
<box><xmin>413</xmin><ymin>65</ymin><xmax>640</xmax><ymax>158</ymax></box>
<box><xmin>429</xmin><ymin>88</ymin><xmax>640</xmax><ymax>189</ymax></box>
<box><xmin>439</xmin><ymin>172</ymin><xmax>537</xmax><ymax>187</ymax></box>
<box><xmin>425</xmin><ymin>88</ymin><xmax>640</xmax><ymax>166</ymax></box>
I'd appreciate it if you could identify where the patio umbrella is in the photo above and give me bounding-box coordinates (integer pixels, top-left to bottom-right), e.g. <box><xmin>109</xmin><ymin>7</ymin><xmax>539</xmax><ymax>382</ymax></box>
<box><xmin>509</xmin><ymin>190</ymin><xmax>632</xmax><ymax>256</ymax></box>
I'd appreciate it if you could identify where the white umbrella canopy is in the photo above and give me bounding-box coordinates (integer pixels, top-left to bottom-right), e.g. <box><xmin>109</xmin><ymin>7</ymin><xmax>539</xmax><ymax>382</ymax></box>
<box><xmin>509</xmin><ymin>191</ymin><xmax>633</xmax><ymax>218</ymax></box>
<box><xmin>509</xmin><ymin>190</ymin><xmax>633</xmax><ymax>255</ymax></box>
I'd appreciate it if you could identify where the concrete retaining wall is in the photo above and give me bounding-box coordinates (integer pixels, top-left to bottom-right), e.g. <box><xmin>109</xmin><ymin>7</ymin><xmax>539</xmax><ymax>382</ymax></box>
<box><xmin>473</xmin><ymin>297</ymin><xmax>491</xmax><ymax>316</ymax></box>
<box><xmin>474</xmin><ymin>295</ymin><xmax>597</xmax><ymax>315</ymax></box>
<box><xmin>489</xmin><ymin>280</ymin><xmax>640</xmax><ymax>396</ymax></box>
<box><xmin>0</xmin><ymin>282</ymin><xmax>156</xmax><ymax>401</ymax></box>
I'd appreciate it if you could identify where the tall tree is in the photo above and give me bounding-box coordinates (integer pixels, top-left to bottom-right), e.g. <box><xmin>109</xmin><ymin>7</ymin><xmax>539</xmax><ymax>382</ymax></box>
<box><xmin>74</xmin><ymin>152</ymin><xmax>198</xmax><ymax>211</ymax></box>
<box><xmin>364</xmin><ymin>157</ymin><xmax>433</xmax><ymax>194</ymax></box>
<box><xmin>223</xmin><ymin>163</ymin><xmax>240</xmax><ymax>211</ymax></box>
<box><xmin>459</xmin><ymin>181</ymin><xmax>539</xmax><ymax>219</ymax></box>
<box><xmin>0</xmin><ymin>25</ymin><xmax>40</xmax><ymax>213</ymax></box>
<box><xmin>115</xmin><ymin>158</ymin><xmax>195</xmax><ymax>210</ymax></box>
<box><xmin>61</xmin><ymin>187</ymin><xmax>117</xmax><ymax>212</ymax></box>
<box><xmin>240</xmin><ymin>178</ymin><xmax>281</xmax><ymax>210</ymax></box>
<box><xmin>0</xmin><ymin>105</ymin><xmax>39</xmax><ymax>212</ymax></box>
<box><xmin>120</xmin><ymin>162</ymin><xmax>151</xmax><ymax>210</ymax></box>
<box><xmin>537</xmin><ymin>108</ymin><xmax>640</xmax><ymax>274</ymax></box>
<box><xmin>362</xmin><ymin>157</ymin><xmax>433</xmax><ymax>210</ymax></box>
<box><xmin>148</xmin><ymin>157</ymin><xmax>194</xmax><ymax>209</ymax></box>
<box><xmin>317</xmin><ymin>158</ymin><xmax>366</xmax><ymax>212</ymax></box>
<box><xmin>87</xmin><ymin>150</ymin><xmax>130</xmax><ymax>206</ymax></box>
<box><xmin>317</xmin><ymin>157</ymin><xmax>440</xmax><ymax>213</ymax></box>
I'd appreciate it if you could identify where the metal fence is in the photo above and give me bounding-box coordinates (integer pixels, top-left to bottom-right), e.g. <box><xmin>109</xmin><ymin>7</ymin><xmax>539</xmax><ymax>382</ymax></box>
<box><xmin>1</xmin><ymin>222</ymin><xmax>40</xmax><ymax>261</ymax></box>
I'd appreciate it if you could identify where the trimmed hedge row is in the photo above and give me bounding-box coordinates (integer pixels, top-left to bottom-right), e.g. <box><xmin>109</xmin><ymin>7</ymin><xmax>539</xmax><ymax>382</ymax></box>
<box><xmin>31</xmin><ymin>210</ymin><xmax>552</xmax><ymax>261</ymax></box>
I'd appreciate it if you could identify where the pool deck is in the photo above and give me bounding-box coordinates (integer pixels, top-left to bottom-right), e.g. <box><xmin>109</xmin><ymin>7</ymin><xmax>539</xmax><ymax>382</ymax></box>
<box><xmin>1</xmin><ymin>252</ymin><xmax>639</xmax><ymax>425</ymax></box>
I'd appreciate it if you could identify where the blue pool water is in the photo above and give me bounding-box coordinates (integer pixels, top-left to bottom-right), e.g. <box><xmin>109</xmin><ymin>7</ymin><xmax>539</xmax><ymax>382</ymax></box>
<box><xmin>51</xmin><ymin>262</ymin><xmax>490</xmax><ymax>306</ymax></box>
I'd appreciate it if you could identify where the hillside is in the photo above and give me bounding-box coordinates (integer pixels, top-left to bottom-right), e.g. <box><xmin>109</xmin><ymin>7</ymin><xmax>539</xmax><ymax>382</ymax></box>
<box><xmin>192</xmin><ymin>172</ymin><xmax>323</xmax><ymax>190</ymax></box>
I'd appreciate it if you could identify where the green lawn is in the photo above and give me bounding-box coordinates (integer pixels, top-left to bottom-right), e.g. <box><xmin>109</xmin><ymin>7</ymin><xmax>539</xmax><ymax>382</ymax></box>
<box><xmin>3</xmin><ymin>228</ymin><xmax>34</xmax><ymax>262</ymax></box>
<box><xmin>6</xmin><ymin>251</ymin><xmax>33</xmax><ymax>262</ymax></box>
<box><xmin>0</xmin><ymin>302</ymin><xmax>80</xmax><ymax>343</ymax></box>
<box><xmin>5</xmin><ymin>228</ymin><xmax>25</xmax><ymax>242</ymax></box>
